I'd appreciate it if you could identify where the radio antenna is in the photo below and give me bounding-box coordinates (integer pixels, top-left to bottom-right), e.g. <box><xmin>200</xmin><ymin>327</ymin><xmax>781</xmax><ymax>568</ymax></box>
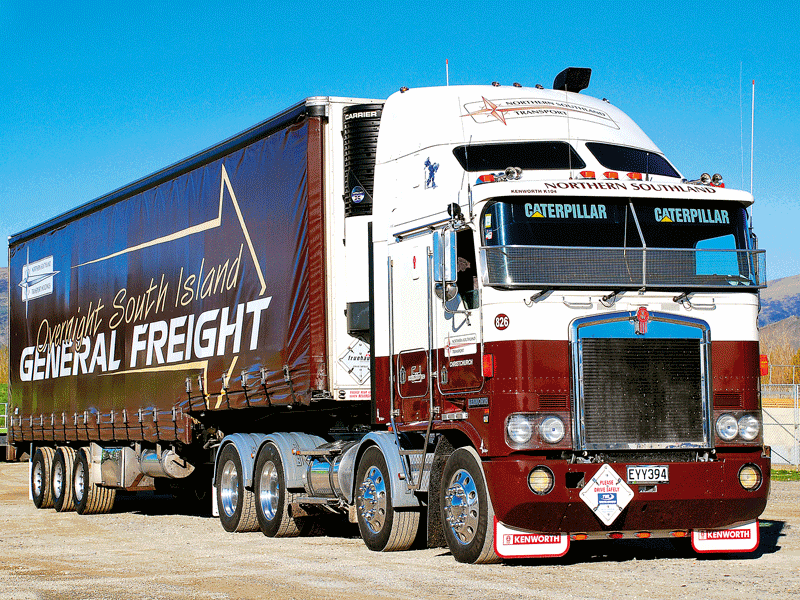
<box><xmin>739</xmin><ymin>62</ymin><xmax>744</xmax><ymax>190</ymax></box>
<box><xmin>750</xmin><ymin>79</ymin><xmax>755</xmax><ymax>195</ymax></box>
<box><xmin>446</xmin><ymin>59</ymin><xmax>450</xmax><ymax>86</ymax></box>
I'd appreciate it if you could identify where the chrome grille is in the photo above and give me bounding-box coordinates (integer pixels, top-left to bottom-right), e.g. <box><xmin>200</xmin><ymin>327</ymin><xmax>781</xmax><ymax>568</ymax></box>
<box><xmin>579</xmin><ymin>338</ymin><xmax>705</xmax><ymax>449</ymax></box>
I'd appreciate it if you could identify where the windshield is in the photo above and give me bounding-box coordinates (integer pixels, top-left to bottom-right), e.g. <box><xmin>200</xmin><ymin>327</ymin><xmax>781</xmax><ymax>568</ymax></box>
<box><xmin>480</xmin><ymin>198</ymin><xmax>764</xmax><ymax>289</ymax></box>
<box><xmin>482</xmin><ymin>199</ymin><xmax>749</xmax><ymax>250</ymax></box>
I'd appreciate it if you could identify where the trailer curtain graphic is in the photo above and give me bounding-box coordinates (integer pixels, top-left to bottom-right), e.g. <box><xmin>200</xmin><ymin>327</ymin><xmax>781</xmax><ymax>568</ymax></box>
<box><xmin>9</xmin><ymin>121</ymin><xmax>316</xmax><ymax>439</ymax></box>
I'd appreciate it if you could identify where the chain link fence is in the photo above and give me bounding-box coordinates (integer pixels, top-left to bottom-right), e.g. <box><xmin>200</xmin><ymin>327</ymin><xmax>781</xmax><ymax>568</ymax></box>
<box><xmin>762</xmin><ymin>383</ymin><xmax>800</xmax><ymax>466</ymax></box>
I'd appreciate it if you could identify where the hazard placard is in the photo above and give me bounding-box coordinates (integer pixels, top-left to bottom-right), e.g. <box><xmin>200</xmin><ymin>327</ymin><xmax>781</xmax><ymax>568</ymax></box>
<box><xmin>579</xmin><ymin>463</ymin><xmax>634</xmax><ymax>526</ymax></box>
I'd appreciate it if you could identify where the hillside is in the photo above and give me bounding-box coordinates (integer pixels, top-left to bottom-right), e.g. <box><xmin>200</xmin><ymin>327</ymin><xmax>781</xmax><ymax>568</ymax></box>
<box><xmin>760</xmin><ymin>273</ymin><xmax>800</xmax><ymax>327</ymax></box>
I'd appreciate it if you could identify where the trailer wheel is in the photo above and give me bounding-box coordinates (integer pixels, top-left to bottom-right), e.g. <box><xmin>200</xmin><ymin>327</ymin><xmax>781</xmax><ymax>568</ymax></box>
<box><xmin>440</xmin><ymin>447</ymin><xmax>500</xmax><ymax>564</ymax></box>
<box><xmin>216</xmin><ymin>444</ymin><xmax>258</xmax><ymax>532</ymax></box>
<box><xmin>355</xmin><ymin>446</ymin><xmax>419</xmax><ymax>552</ymax></box>
<box><xmin>73</xmin><ymin>448</ymin><xmax>116</xmax><ymax>515</ymax></box>
<box><xmin>52</xmin><ymin>446</ymin><xmax>77</xmax><ymax>512</ymax></box>
<box><xmin>254</xmin><ymin>443</ymin><xmax>308</xmax><ymax>537</ymax></box>
<box><xmin>31</xmin><ymin>447</ymin><xmax>55</xmax><ymax>509</ymax></box>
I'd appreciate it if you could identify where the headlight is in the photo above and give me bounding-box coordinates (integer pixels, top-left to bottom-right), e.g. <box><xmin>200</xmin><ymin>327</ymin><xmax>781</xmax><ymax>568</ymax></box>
<box><xmin>738</xmin><ymin>415</ymin><xmax>760</xmax><ymax>441</ymax></box>
<box><xmin>716</xmin><ymin>414</ymin><xmax>738</xmax><ymax>441</ymax></box>
<box><xmin>507</xmin><ymin>414</ymin><xmax>533</xmax><ymax>444</ymax></box>
<box><xmin>539</xmin><ymin>416</ymin><xmax>565</xmax><ymax>444</ymax></box>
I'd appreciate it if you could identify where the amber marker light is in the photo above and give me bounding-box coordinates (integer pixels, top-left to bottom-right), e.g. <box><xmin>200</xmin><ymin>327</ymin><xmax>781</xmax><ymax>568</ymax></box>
<box><xmin>603</xmin><ymin>171</ymin><xmax>619</xmax><ymax>179</ymax></box>
<box><xmin>579</xmin><ymin>170</ymin><xmax>596</xmax><ymax>179</ymax></box>
<box><xmin>627</xmin><ymin>172</ymin><xmax>643</xmax><ymax>180</ymax></box>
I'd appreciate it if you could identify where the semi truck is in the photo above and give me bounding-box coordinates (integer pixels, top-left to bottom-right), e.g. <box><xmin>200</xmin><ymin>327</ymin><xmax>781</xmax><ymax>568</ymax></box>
<box><xmin>7</xmin><ymin>68</ymin><xmax>769</xmax><ymax>563</ymax></box>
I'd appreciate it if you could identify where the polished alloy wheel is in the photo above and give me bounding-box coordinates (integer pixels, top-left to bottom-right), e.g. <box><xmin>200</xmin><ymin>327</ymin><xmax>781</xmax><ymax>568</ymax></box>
<box><xmin>357</xmin><ymin>465</ymin><xmax>387</xmax><ymax>535</ymax></box>
<box><xmin>53</xmin><ymin>461</ymin><xmax>64</xmax><ymax>498</ymax></box>
<box><xmin>219</xmin><ymin>460</ymin><xmax>240</xmax><ymax>518</ymax></box>
<box><xmin>443</xmin><ymin>468</ymin><xmax>480</xmax><ymax>545</ymax></box>
<box><xmin>258</xmin><ymin>460</ymin><xmax>279</xmax><ymax>521</ymax></box>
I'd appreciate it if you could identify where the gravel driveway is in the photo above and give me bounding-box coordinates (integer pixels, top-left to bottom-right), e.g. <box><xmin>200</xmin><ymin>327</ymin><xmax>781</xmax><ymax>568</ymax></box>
<box><xmin>1</xmin><ymin>462</ymin><xmax>798</xmax><ymax>600</ymax></box>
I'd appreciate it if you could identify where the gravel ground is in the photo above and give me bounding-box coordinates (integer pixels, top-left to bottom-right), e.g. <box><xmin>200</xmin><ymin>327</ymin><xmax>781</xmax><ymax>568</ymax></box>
<box><xmin>0</xmin><ymin>461</ymin><xmax>798</xmax><ymax>600</ymax></box>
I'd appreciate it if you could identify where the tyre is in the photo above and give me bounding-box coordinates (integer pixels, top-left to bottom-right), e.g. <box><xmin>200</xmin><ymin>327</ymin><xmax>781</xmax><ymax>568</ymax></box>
<box><xmin>254</xmin><ymin>443</ymin><xmax>307</xmax><ymax>537</ymax></box>
<box><xmin>215</xmin><ymin>444</ymin><xmax>258</xmax><ymax>532</ymax></box>
<box><xmin>355</xmin><ymin>446</ymin><xmax>419</xmax><ymax>552</ymax></box>
<box><xmin>52</xmin><ymin>446</ymin><xmax>77</xmax><ymax>512</ymax></box>
<box><xmin>73</xmin><ymin>447</ymin><xmax>116</xmax><ymax>515</ymax></box>
<box><xmin>31</xmin><ymin>446</ymin><xmax>55</xmax><ymax>509</ymax></box>
<box><xmin>440</xmin><ymin>447</ymin><xmax>500</xmax><ymax>564</ymax></box>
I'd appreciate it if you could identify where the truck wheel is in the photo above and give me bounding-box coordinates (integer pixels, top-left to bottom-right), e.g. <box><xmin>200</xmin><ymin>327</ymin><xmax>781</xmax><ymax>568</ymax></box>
<box><xmin>440</xmin><ymin>447</ymin><xmax>500</xmax><ymax>564</ymax></box>
<box><xmin>254</xmin><ymin>443</ymin><xmax>306</xmax><ymax>537</ymax></box>
<box><xmin>52</xmin><ymin>447</ymin><xmax>77</xmax><ymax>512</ymax></box>
<box><xmin>355</xmin><ymin>446</ymin><xmax>419</xmax><ymax>552</ymax></box>
<box><xmin>216</xmin><ymin>444</ymin><xmax>258</xmax><ymax>532</ymax></box>
<box><xmin>31</xmin><ymin>447</ymin><xmax>55</xmax><ymax>508</ymax></box>
<box><xmin>73</xmin><ymin>448</ymin><xmax>116</xmax><ymax>515</ymax></box>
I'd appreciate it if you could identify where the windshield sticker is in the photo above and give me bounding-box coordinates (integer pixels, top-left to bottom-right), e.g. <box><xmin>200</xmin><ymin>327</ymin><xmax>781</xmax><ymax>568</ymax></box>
<box><xmin>524</xmin><ymin>203</ymin><xmax>608</xmax><ymax>220</ymax></box>
<box><xmin>654</xmin><ymin>207</ymin><xmax>729</xmax><ymax>224</ymax></box>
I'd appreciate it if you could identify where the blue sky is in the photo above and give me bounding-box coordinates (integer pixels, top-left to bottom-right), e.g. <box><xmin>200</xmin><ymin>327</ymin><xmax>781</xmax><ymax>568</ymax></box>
<box><xmin>2</xmin><ymin>1</ymin><xmax>798</xmax><ymax>279</ymax></box>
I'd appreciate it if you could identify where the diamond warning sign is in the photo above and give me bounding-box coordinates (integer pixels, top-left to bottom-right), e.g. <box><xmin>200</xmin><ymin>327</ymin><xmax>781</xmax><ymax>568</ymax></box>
<box><xmin>579</xmin><ymin>464</ymin><xmax>634</xmax><ymax>526</ymax></box>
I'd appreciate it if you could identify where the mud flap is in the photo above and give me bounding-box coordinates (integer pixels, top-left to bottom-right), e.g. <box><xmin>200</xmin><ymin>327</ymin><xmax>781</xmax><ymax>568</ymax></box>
<box><xmin>494</xmin><ymin>518</ymin><xmax>570</xmax><ymax>559</ymax></box>
<box><xmin>691</xmin><ymin>520</ymin><xmax>759</xmax><ymax>553</ymax></box>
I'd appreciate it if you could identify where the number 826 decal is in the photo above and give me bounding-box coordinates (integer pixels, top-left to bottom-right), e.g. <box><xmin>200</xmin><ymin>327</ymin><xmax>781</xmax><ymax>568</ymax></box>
<box><xmin>494</xmin><ymin>314</ymin><xmax>509</xmax><ymax>330</ymax></box>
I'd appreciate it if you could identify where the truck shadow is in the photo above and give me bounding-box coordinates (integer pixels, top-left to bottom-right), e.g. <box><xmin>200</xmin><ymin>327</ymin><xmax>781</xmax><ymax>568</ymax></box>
<box><xmin>499</xmin><ymin>520</ymin><xmax>785</xmax><ymax>566</ymax></box>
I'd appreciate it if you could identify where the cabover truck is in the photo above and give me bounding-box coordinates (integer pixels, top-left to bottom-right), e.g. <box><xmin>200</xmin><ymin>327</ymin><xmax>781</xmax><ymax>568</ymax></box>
<box><xmin>8</xmin><ymin>68</ymin><xmax>769</xmax><ymax>563</ymax></box>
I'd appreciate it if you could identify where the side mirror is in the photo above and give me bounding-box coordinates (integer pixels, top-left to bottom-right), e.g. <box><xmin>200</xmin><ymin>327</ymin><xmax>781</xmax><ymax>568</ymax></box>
<box><xmin>433</xmin><ymin>229</ymin><xmax>457</xmax><ymax>284</ymax></box>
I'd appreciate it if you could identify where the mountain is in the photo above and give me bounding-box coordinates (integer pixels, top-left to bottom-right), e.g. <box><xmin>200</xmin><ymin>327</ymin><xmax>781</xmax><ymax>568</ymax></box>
<box><xmin>0</xmin><ymin>267</ymin><xmax>7</xmax><ymax>347</ymax></box>
<box><xmin>759</xmin><ymin>274</ymin><xmax>800</xmax><ymax>362</ymax></box>
<box><xmin>760</xmin><ymin>273</ymin><xmax>800</xmax><ymax>327</ymax></box>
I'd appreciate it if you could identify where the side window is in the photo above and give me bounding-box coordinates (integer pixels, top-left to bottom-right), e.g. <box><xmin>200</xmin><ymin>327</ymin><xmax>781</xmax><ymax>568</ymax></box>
<box><xmin>456</xmin><ymin>229</ymin><xmax>479</xmax><ymax>309</ymax></box>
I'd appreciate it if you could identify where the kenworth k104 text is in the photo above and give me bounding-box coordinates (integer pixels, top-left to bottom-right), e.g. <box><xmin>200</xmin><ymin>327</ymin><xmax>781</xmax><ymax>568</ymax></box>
<box><xmin>7</xmin><ymin>68</ymin><xmax>769</xmax><ymax>562</ymax></box>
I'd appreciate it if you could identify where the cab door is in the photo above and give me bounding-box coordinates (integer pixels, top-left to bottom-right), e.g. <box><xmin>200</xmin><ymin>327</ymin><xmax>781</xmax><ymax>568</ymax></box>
<box><xmin>433</xmin><ymin>227</ymin><xmax>484</xmax><ymax>400</ymax></box>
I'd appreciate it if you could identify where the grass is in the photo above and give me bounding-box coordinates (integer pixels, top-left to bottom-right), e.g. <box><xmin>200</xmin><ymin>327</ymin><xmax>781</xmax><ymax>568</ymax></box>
<box><xmin>772</xmin><ymin>468</ymin><xmax>800</xmax><ymax>481</ymax></box>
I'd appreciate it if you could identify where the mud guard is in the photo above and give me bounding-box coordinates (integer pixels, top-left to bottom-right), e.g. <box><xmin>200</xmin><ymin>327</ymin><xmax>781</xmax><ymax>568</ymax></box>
<box><xmin>692</xmin><ymin>520</ymin><xmax>760</xmax><ymax>553</ymax></box>
<box><xmin>494</xmin><ymin>518</ymin><xmax>570</xmax><ymax>559</ymax></box>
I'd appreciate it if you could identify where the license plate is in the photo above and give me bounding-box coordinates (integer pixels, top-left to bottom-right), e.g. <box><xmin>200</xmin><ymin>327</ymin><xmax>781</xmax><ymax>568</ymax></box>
<box><xmin>626</xmin><ymin>465</ymin><xmax>669</xmax><ymax>484</ymax></box>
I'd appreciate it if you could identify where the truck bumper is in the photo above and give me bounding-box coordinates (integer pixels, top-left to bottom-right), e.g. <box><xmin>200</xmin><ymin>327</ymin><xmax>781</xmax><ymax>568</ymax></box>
<box><xmin>483</xmin><ymin>450</ymin><xmax>770</xmax><ymax>534</ymax></box>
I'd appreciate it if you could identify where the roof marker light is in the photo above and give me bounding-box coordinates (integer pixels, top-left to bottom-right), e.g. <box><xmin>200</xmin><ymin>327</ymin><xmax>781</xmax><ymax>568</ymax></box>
<box><xmin>513</xmin><ymin>82</ymin><xmax>522</xmax><ymax>88</ymax></box>
<box><xmin>627</xmin><ymin>172</ymin><xmax>643</xmax><ymax>181</ymax></box>
<box><xmin>604</xmin><ymin>171</ymin><xmax>619</xmax><ymax>180</ymax></box>
<box><xmin>476</xmin><ymin>174</ymin><xmax>495</xmax><ymax>184</ymax></box>
<box><xmin>492</xmin><ymin>81</ymin><xmax>501</xmax><ymax>87</ymax></box>
<box><xmin>579</xmin><ymin>171</ymin><xmax>596</xmax><ymax>179</ymax></box>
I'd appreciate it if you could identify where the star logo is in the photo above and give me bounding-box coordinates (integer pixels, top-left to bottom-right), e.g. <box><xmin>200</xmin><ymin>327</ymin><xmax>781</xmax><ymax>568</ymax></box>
<box><xmin>464</xmin><ymin>96</ymin><xmax>511</xmax><ymax>125</ymax></box>
<box><xmin>19</xmin><ymin>249</ymin><xmax>59</xmax><ymax>316</ymax></box>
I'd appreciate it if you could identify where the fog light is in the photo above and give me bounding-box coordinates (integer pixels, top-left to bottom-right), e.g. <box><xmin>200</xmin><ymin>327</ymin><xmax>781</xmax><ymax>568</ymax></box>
<box><xmin>528</xmin><ymin>466</ymin><xmax>554</xmax><ymax>495</ymax></box>
<box><xmin>738</xmin><ymin>464</ymin><xmax>762</xmax><ymax>491</ymax></box>
<box><xmin>716</xmin><ymin>414</ymin><xmax>738</xmax><ymax>441</ymax></box>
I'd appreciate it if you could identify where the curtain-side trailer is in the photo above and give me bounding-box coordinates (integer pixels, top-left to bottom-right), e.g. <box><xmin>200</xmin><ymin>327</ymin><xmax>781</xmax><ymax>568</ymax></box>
<box><xmin>8</xmin><ymin>69</ymin><xmax>770</xmax><ymax>563</ymax></box>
